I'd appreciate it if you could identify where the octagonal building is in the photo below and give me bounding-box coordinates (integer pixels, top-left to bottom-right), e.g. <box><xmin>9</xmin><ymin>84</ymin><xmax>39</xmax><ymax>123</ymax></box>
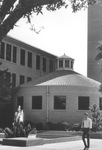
<box><xmin>13</xmin><ymin>54</ymin><xmax>101</xmax><ymax>127</ymax></box>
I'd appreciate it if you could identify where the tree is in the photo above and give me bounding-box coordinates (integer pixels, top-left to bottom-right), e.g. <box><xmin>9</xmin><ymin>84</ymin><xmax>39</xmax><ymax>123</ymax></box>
<box><xmin>90</xmin><ymin>103</ymin><xmax>102</xmax><ymax>132</ymax></box>
<box><xmin>0</xmin><ymin>64</ymin><xmax>12</xmax><ymax>103</ymax></box>
<box><xmin>0</xmin><ymin>62</ymin><xmax>13</xmax><ymax>128</ymax></box>
<box><xmin>0</xmin><ymin>0</ymin><xmax>97</xmax><ymax>42</ymax></box>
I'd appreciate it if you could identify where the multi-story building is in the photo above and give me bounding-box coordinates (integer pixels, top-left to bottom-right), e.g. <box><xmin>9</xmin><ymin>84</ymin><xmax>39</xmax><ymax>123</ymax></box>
<box><xmin>87</xmin><ymin>1</ymin><xmax>102</xmax><ymax>82</ymax></box>
<box><xmin>0</xmin><ymin>36</ymin><xmax>57</xmax><ymax>87</ymax></box>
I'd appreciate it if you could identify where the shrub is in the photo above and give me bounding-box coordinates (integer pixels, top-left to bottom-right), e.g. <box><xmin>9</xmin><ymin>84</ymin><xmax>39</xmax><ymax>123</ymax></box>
<box><xmin>46</xmin><ymin>122</ymin><xmax>70</xmax><ymax>131</ymax></box>
<box><xmin>35</xmin><ymin>123</ymin><xmax>43</xmax><ymax>130</ymax></box>
<box><xmin>56</xmin><ymin>122</ymin><xmax>69</xmax><ymax>131</ymax></box>
<box><xmin>46</xmin><ymin>122</ymin><xmax>56</xmax><ymax>130</ymax></box>
<box><xmin>71</xmin><ymin>123</ymin><xmax>81</xmax><ymax>131</ymax></box>
<box><xmin>90</xmin><ymin>104</ymin><xmax>102</xmax><ymax>132</ymax></box>
<box><xmin>24</xmin><ymin>120</ymin><xmax>35</xmax><ymax>128</ymax></box>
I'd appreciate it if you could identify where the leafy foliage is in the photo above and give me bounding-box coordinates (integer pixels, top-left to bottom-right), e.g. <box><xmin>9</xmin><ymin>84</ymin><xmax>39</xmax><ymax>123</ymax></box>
<box><xmin>90</xmin><ymin>104</ymin><xmax>102</xmax><ymax>132</ymax></box>
<box><xmin>0</xmin><ymin>0</ymin><xmax>99</xmax><ymax>41</ymax></box>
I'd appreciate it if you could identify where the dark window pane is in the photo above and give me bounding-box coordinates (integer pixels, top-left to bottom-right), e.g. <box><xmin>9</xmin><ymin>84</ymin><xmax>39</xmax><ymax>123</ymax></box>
<box><xmin>54</xmin><ymin>96</ymin><xmax>66</xmax><ymax>110</ymax></box>
<box><xmin>27</xmin><ymin>77</ymin><xmax>32</xmax><ymax>82</ymax></box>
<box><xmin>71</xmin><ymin>61</ymin><xmax>73</xmax><ymax>69</ymax></box>
<box><xmin>43</xmin><ymin>57</ymin><xmax>46</xmax><ymax>72</ymax></box>
<box><xmin>13</xmin><ymin>46</ymin><xmax>17</xmax><ymax>63</ymax></box>
<box><xmin>65</xmin><ymin>60</ymin><xmax>69</xmax><ymax>68</ymax></box>
<box><xmin>99</xmin><ymin>97</ymin><xmax>102</xmax><ymax>110</ymax></box>
<box><xmin>20</xmin><ymin>49</ymin><xmax>25</xmax><ymax>65</ymax></box>
<box><xmin>36</xmin><ymin>55</ymin><xmax>40</xmax><ymax>70</ymax></box>
<box><xmin>17</xmin><ymin>96</ymin><xmax>23</xmax><ymax>109</ymax></box>
<box><xmin>0</xmin><ymin>42</ymin><xmax>5</xmax><ymax>59</ymax></box>
<box><xmin>12</xmin><ymin>73</ymin><xmax>16</xmax><ymax>87</ymax></box>
<box><xmin>32</xmin><ymin>96</ymin><xmax>42</xmax><ymax>109</ymax></box>
<box><xmin>6</xmin><ymin>44</ymin><xmax>11</xmax><ymax>61</ymax></box>
<box><xmin>49</xmin><ymin>60</ymin><xmax>54</xmax><ymax>72</ymax></box>
<box><xmin>78</xmin><ymin>97</ymin><xmax>89</xmax><ymax>110</ymax></box>
<box><xmin>59</xmin><ymin>60</ymin><xmax>63</xmax><ymax>68</ymax></box>
<box><xmin>28</xmin><ymin>52</ymin><xmax>32</xmax><ymax>68</ymax></box>
<box><xmin>20</xmin><ymin>75</ymin><xmax>25</xmax><ymax>85</ymax></box>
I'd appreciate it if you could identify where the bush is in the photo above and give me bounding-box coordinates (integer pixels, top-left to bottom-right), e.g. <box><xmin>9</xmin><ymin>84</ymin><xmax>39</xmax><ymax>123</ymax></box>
<box><xmin>56</xmin><ymin>122</ymin><xmax>69</xmax><ymax>131</ymax></box>
<box><xmin>46</xmin><ymin>122</ymin><xmax>69</xmax><ymax>131</ymax></box>
<box><xmin>46</xmin><ymin>122</ymin><xmax>56</xmax><ymax>130</ymax></box>
<box><xmin>24</xmin><ymin>120</ymin><xmax>35</xmax><ymax>128</ymax></box>
<box><xmin>71</xmin><ymin>123</ymin><xmax>81</xmax><ymax>131</ymax></box>
<box><xmin>90</xmin><ymin>104</ymin><xmax>102</xmax><ymax>132</ymax></box>
<box><xmin>35</xmin><ymin>123</ymin><xmax>43</xmax><ymax>130</ymax></box>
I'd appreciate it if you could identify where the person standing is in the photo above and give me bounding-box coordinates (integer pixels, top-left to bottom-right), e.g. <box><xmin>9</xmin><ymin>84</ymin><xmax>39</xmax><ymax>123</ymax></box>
<box><xmin>81</xmin><ymin>112</ymin><xmax>92</xmax><ymax>150</ymax></box>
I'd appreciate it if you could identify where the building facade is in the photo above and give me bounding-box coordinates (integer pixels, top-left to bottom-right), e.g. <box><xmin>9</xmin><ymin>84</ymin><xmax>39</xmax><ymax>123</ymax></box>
<box><xmin>13</xmin><ymin>54</ymin><xmax>101</xmax><ymax>127</ymax></box>
<box><xmin>0</xmin><ymin>36</ymin><xmax>56</xmax><ymax>87</ymax></box>
<box><xmin>88</xmin><ymin>1</ymin><xmax>102</xmax><ymax>82</ymax></box>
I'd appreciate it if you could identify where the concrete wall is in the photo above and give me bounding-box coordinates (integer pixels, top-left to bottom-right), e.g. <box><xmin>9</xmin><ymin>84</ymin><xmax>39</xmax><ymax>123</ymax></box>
<box><xmin>88</xmin><ymin>2</ymin><xmax>102</xmax><ymax>82</ymax></box>
<box><xmin>13</xmin><ymin>85</ymin><xmax>101</xmax><ymax>126</ymax></box>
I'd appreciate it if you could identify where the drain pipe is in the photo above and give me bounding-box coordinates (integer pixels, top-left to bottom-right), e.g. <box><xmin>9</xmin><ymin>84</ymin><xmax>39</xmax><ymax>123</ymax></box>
<box><xmin>46</xmin><ymin>86</ymin><xmax>49</xmax><ymax>124</ymax></box>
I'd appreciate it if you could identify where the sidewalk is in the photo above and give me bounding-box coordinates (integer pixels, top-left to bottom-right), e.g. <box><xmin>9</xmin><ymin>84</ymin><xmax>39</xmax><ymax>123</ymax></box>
<box><xmin>0</xmin><ymin>139</ymin><xmax>102</xmax><ymax>150</ymax></box>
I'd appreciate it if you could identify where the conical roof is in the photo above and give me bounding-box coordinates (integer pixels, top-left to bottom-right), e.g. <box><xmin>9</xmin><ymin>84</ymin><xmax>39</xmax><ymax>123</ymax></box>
<box><xmin>56</xmin><ymin>54</ymin><xmax>74</xmax><ymax>60</ymax></box>
<box><xmin>20</xmin><ymin>70</ymin><xmax>100</xmax><ymax>88</ymax></box>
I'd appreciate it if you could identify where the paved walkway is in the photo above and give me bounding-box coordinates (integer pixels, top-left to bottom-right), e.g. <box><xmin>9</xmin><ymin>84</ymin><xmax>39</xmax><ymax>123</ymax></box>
<box><xmin>0</xmin><ymin>139</ymin><xmax>102</xmax><ymax>150</ymax></box>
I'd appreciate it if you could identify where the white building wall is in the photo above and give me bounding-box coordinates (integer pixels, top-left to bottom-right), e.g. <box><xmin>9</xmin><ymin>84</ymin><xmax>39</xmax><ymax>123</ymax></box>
<box><xmin>13</xmin><ymin>85</ymin><xmax>101</xmax><ymax>126</ymax></box>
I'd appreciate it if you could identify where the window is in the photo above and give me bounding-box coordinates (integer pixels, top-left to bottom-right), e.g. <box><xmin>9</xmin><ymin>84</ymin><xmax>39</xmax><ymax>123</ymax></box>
<box><xmin>12</xmin><ymin>73</ymin><xmax>16</xmax><ymax>87</ymax></box>
<box><xmin>28</xmin><ymin>52</ymin><xmax>32</xmax><ymax>68</ymax></box>
<box><xmin>54</xmin><ymin>96</ymin><xmax>66</xmax><ymax>110</ymax></box>
<box><xmin>6</xmin><ymin>44</ymin><xmax>11</xmax><ymax>61</ymax></box>
<box><xmin>13</xmin><ymin>46</ymin><xmax>17</xmax><ymax>63</ymax></box>
<box><xmin>32</xmin><ymin>96</ymin><xmax>42</xmax><ymax>109</ymax></box>
<box><xmin>36</xmin><ymin>55</ymin><xmax>40</xmax><ymax>70</ymax></box>
<box><xmin>59</xmin><ymin>60</ymin><xmax>63</xmax><ymax>68</ymax></box>
<box><xmin>49</xmin><ymin>60</ymin><xmax>53</xmax><ymax>72</ymax></box>
<box><xmin>27</xmin><ymin>77</ymin><xmax>32</xmax><ymax>82</ymax></box>
<box><xmin>43</xmin><ymin>57</ymin><xmax>46</xmax><ymax>72</ymax></box>
<box><xmin>99</xmin><ymin>97</ymin><xmax>102</xmax><ymax>110</ymax></box>
<box><xmin>71</xmin><ymin>61</ymin><xmax>73</xmax><ymax>69</ymax></box>
<box><xmin>78</xmin><ymin>96</ymin><xmax>89</xmax><ymax>110</ymax></box>
<box><xmin>20</xmin><ymin>75</ymin><xmax>25</xmax><ymax>85</ymax></box>
<box><xmin>65</xmin><ymin>60</ymin><xmax>69</xmax><ymax>68</ymax></box>
<box><xmin>20</xmin><ymin>49</ymin><xmax>25</xmax><ymax>65</ymax></box>
<box><xmin>17</xmin><ymin>96</ymin><xmax>23</xmax><ymax>109</ymax></box>
<box><xmin>0</xmin><ymin>42</ymin><xmax>5</xmax><ymax>59</ymax></box>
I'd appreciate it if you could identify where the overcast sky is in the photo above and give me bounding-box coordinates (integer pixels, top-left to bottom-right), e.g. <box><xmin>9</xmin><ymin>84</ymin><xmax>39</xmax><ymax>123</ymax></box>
<box><xmin>8</xmin><ymin>7</ymin><xmax>87</xmax><ymax>76</ymax></box>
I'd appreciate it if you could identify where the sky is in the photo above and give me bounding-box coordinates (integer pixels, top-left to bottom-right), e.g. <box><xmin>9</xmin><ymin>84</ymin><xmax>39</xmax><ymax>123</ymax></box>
<box><xmin>8</xmin><ymin>6</ymin><xmax>87</xmax><ymax>76</ymax></box>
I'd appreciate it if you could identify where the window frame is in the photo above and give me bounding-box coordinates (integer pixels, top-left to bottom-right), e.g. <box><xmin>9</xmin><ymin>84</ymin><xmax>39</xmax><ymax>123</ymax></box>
<box><xmin>49</xmin><ymin>60</ymin><xmax>54</xmax><ymax>72</ymax></box>
<box><xmin>6</xmin><ymin>44</ymin><xmax>12</xmax><ymax>61</ymax></box>
<box><xmin>12</xmin><ymin>73</ymin><xmax>16</xmax><ymax>87</ymax></box>
<box><xmin>59</xmin><ymin>60</ymin><xmax>63</xmax><ymax>68</ymax></box>
<box><xmin>99</xmin><ymin>97</ymin><xmax>102</xmax><ymax>110</ymax></box>
<box><xmin>65</xmin><ymin>60</ymin><xmax>69</xmax><ymax>68</ymax></box>
<box><xmin>20</xmin><ymin>49</ymin><xmax>25</xmax><ymax>66</ymax></box>
<box><xmin>12</xmin><ymin>46</ymin><xmax>17</xmax><ymax>63</ymax></box>
<box><xmin>32</xmin><ymin>96</ymin><xmax>42</xmax><ymax>110</ymax></box>
<box><xmin>43</xmin><ymin>57</ymin><xmax>46</xmax><ymax>72</ymax></box>
<box><xmin>54</xmin><ymin>95</ymin><xmax>66</xmax><ymax>110</ymax></box>
<box><xmin>28</xmin><ymin>52</ymin><xmax>32</xmax><ymax>68</ymax></box>
<box><xmin>36</xmin><ymin>55</ymin><xmax>40</xmax><ymax>70</ymax></box>
<box><xmin>78</xmin><ymin>96</ymin><xmax>90</xmax><ymax>110</ymax></box>
<box><xmin>19</xmin><ymin>75</ymin><xmax>25</xmax><ymax>85</ymax></box>
<box><xmin>0</xmin><ymin>42</ymin><xmax>5</xmax><ymax>59</ymax></box>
